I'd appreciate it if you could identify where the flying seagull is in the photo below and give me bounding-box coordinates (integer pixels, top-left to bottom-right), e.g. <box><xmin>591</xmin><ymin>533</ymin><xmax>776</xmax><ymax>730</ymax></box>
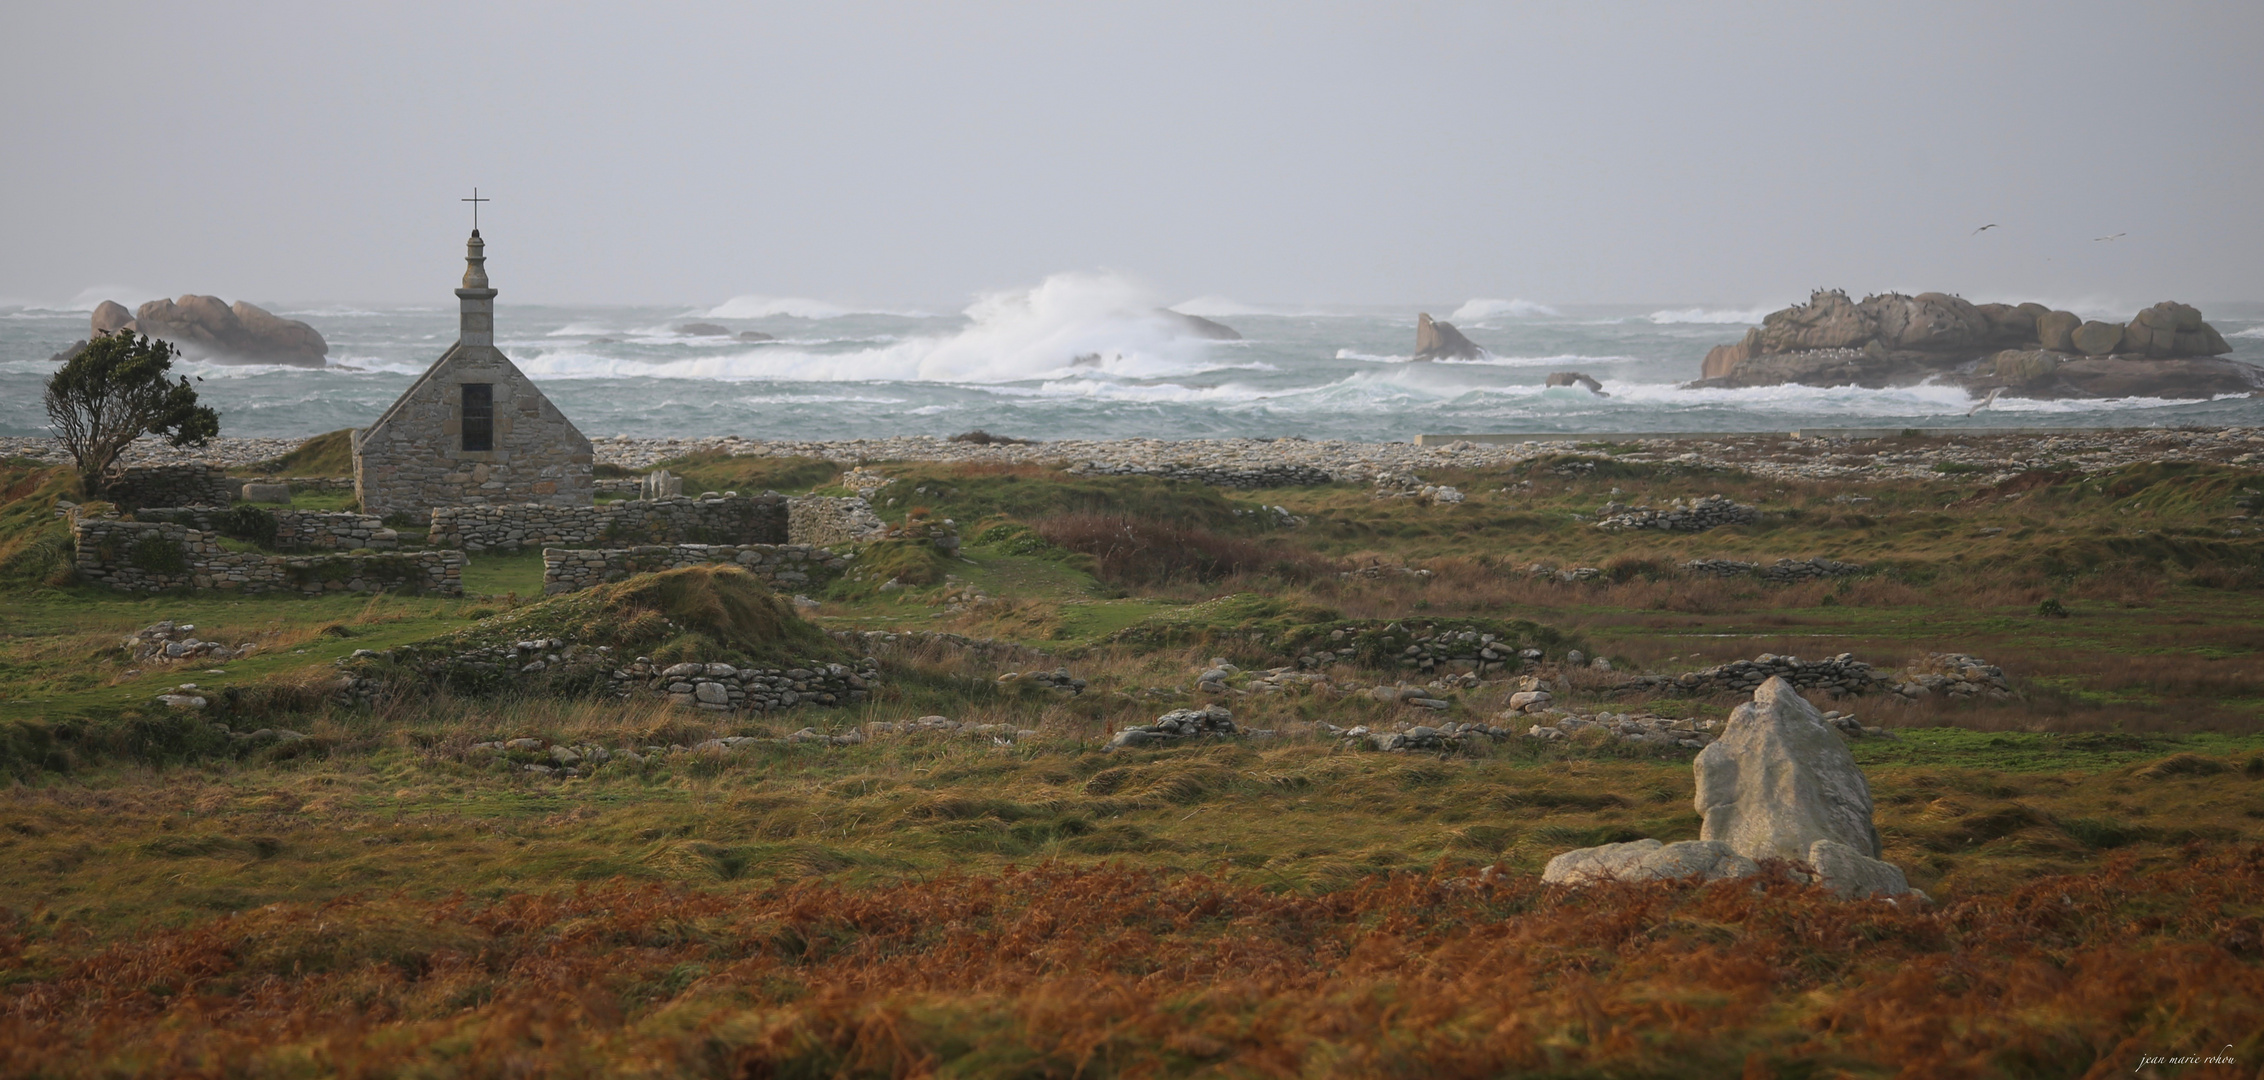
<box><xmin>1971</xmin><ymin>224</ymin><xmax>1999</xmax><ymax>234</ymax></box>
<box><xmin>2094</xmin><ymin>232</ymin><xmax>2127</xmax><ymax>242</ymax></box>
<box><xmin>1967</xmin><ymin>387</ymin><xmax>2003</xmax><ymax>416</ymax></box>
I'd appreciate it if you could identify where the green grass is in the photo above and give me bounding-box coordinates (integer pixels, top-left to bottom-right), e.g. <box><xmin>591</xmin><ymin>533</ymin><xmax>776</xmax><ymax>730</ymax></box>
<box><xmin>459</xmin><ymin>549</ymin><xmax>546</xmax><ymax>598</ymax></box>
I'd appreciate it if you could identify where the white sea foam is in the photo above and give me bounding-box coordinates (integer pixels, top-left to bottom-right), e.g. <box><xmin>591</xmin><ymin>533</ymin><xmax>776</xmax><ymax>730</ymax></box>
<box><xmin>2229</xmin><ymin>325</ymin><xmax>2264</xmax><ymax>340</ymax></box>
<box><xmin>506</xmin><ymin>273</ymin><xmax>1234</xmax><ymax>384</ymax></box>
<box><xmin>1450</xmin><ymin>298</ymin><xmax>1560</xmax><ymax>321</ymax></box>
<box><xmin>1644</xmin><ymin>306</ymin><xmax>1775</xmax><ymax>325</ymax></box>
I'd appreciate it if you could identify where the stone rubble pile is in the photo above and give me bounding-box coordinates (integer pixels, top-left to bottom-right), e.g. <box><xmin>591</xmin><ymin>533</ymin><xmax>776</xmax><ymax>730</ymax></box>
<box><xmin>1522</xmin><ymin>712</ymin><xmax>1720</xmax><ymax>750</ymax></box>
<box><xmin>1107</xmin><ymin>706</ymin><xmax>1248</xmax><ymax>750</ymax></box>
<box><xmin>1370</xmin><ymin>472</ymin><xmax>1465</xmax><ymax>504</ymax></box>
<box><xmin>124</xmin><ymin>621</ymin><xmax>258</xmax><ymax>664</ymax></box>
<box><xmin>1333</xmin><ymin>720</ymin><xmax>1521</xmax><ymax>752</ymax></box>
<box><xmin>1340</xmin><ymin>563</ymin><xmax>1434</xmax><ymax>582</ymax></box>
<box><xmin>1682</xmin><ymin>557</ymin><xmax>1865</xmax><ymax>582</ymax></box>
<box><xmin>999</xmin><ymin>668</ymin><xmax>1087</xmax><ymax>694</ymax></box>
<box><xmin>1889</xmin><ymin>653</ymin><xmax>2014</xmax><ymax>700</ymax></box>
<box><xmin>1596</xmin><ymin>495</ymin><xmax>1759</xmax><ymax>532</ymax></box>
<box><xmin>1525</xmin><ymin>563</ymin><xmax>1604</xmax><ymax>582</ymax></box>
<box><xmin>1543</xmin><ymin>677</ymin><xmax>1925</xmax><ymax>901</ymax></box>
<box><xmin>1611</xmin><ymin>651</ymin><xmax>2013</xmax><ymax>704</ymax></box>
<box><xmin>1616</xmin><ymin>652</ymin><xmax>1890</xmax><ymax>699</ymax></box>
<box><xmin>1289</xmin><ymin>626</ymin><xmax>1543</xmax><ymax>677</ymax></box>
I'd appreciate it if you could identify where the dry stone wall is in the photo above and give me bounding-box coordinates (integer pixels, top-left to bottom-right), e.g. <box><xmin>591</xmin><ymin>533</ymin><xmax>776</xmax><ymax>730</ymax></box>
<box><xmin>612</xmin><ymin>658</ymin><xmax>877</xmax><ymax>712</ymax></box>
<box><xmin>785</xmin><ymin>495</ymin><xmax>888</xmax><ymax>546</ymax></box>
<box><xmin>130</xmin><ymin>506</ymin><xmax>396</xmax><ymax>551</ymax></box>
<box><xmin>431</xmin><ymin>494</ymin><xmax>790</xmax><ymax>552</ymax></box>
<box><xmin>100</xmin><ymin>464</ymin><xmax>236</xmax><ymax>510</ymax></box>
<box><xmin>73</xmin><ymin>517</ymin><xmax>462</xmax><ymax>595</ymax></box>
<box><xmin>542</xmin><ymin>543</ymin><xmax>848</xmax><ymax>595</ymax></box>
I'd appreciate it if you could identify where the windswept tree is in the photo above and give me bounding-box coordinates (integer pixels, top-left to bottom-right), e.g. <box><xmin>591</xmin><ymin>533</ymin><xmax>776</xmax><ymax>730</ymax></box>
<box><xmin>44</xmin><ymin>332</ymin><xmax>220</xmax><ymax>494</ymax></box>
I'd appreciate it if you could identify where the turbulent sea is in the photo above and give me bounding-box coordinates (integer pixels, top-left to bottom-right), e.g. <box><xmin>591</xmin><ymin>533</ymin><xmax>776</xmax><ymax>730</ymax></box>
<box><xmin>6</xmin><ymin>275</ymin><xmax>2263</xmax><ymax>442</ymax></box>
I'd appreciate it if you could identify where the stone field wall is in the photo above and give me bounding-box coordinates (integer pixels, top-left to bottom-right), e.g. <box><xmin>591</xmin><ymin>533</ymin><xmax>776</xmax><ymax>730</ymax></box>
<box><xmin>73</xmin><ymin>517</ymin><xmax>462</xmax><ymax>595</ymax></box>
<box><xmin>785</xmin><ymin>495</ymin><xmax>888</xmax><ymax>546</ymax></box>
<box><xmin>100</xmin><ymin>464</ymin><xmax>236</xmax><ymax>510</ymax></box>
<box><xmin>611</xmin><ymin>658</ymin><xmax>877</xmax><ymax>712</ymax></box>
<box><xmin>431</xmin><ymin>494</ymin><xmax>790</xmax><ymax>552</ymax></box>
<box><xmin>131</xmin><ymin>506</ymin><xmax>396</xmax><ymax>551</ymax></box>
<box><xmin>542</xmin><ymin>543</ymin><xmax>848</xmax><ymax>595</ymax></box>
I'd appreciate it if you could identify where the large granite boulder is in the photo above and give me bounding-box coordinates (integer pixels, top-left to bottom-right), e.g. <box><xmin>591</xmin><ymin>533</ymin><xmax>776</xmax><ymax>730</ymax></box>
<box><xmin>1695</xmin><ymin>676</ymin><xmax>1881</xmax><ymax>860</ymax></box>
<box><xmin>1413</xmin><ymin>313</ymin><xmax>1484</xmax><ymax>361</ymax></box>
<box><xmin>1542</xmin><ymin>839</ymin><xmax>1757</xmax><ymax>885</ymax></box>
<box><xmin>1755</xmin><ymin>290</ymin><xmax>1875</xmax><ymax>352</ymax></box>
<box><xmin>1538</xmin><ymin>678</ymin><xmax>1924</xmax><ymax>900</ymax></box>
<box><xmin>90</xmin><ymin>300</ymin><xmax>135</xmax><ymax>336</ymax></box>
<box><xmin>2125</xmin><ymin>302</ymin><xmax>2230</xmax><ymax>357</ymax></box>
<box><xmin>2071</xmin><ymin>320</ymin><xmax>2125</xmax><ymax>357</ymax></box>
<box><xmin>1868</xmin><ymin>292</ymin><xmax>1989</xmax><ymax>352</ymax></box>
<box><xmin>1701</xmin><ymin>328</ymin><xmax>1762</xmax><ymax>379</ymax></box>
<box><xmin>126</xmin><ymin>295</ymin><xmax>327</xmax><ymax>366</ymax></box>
<box><xmin>2036</xmin><ymin>309</ymin><xmax>2081</xmax><ymax>352</ymax></box>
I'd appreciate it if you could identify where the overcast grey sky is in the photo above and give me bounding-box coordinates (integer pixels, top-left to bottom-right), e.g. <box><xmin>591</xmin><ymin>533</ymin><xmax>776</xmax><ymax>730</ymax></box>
<box><xmin>4</xmin><ymin>1</ymin><xmax>2259</xmax><ymax>310</ymax></box>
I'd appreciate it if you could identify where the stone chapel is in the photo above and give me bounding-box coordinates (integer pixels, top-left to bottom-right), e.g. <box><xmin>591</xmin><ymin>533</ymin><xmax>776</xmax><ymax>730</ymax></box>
<box><xmin>352</xmin><ymin>230</ymin><xmax>593</xmax><ymax>519</ymax></box>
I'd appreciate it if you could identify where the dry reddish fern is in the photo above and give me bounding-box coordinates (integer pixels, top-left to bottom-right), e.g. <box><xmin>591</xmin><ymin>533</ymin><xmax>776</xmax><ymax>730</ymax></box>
<box><xmin>3</xmin><ymin>848</ymin><xmax>2261</xmax><ymax>1077</ymax></box>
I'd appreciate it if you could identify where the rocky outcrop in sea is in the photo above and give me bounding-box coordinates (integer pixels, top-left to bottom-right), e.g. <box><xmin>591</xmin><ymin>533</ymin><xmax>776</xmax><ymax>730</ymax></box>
<box><xmin>1691</xmin><ymin>291</ymin><xmax>2257</xmax><ymax>400</ymax></box>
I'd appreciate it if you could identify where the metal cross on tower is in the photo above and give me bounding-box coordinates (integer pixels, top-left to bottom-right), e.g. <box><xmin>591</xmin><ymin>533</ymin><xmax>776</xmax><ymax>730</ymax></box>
<box><xmin>462</xmin><ymin>187</ymin><xmax>490</xmax><ymax>231</ymax></box>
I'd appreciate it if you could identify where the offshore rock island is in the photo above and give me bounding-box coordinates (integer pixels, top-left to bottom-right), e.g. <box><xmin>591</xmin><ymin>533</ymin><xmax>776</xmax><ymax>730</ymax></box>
<box><xmin>1691</xmin><ymin>290</ymin><xmax>2257</xmax><ymax>400</ymax></box>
